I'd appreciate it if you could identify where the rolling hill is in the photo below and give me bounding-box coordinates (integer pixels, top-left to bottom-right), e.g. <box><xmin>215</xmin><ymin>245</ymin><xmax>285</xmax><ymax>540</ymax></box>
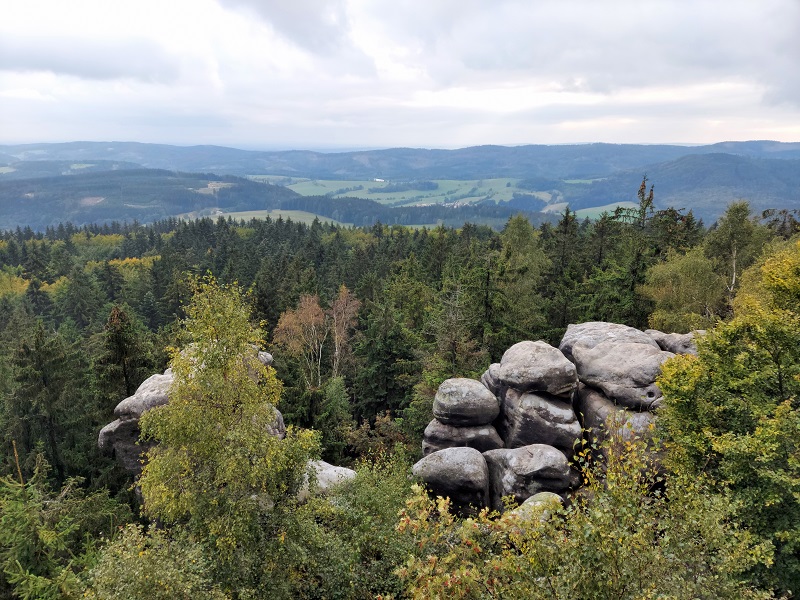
<box><xmin>1</xmin><ymin>140</ymin><xmax>799</xmax><ymax>228</ymax></box>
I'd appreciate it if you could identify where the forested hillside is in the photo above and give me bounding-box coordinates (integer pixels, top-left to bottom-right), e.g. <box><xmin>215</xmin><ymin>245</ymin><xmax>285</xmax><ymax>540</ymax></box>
<box><xmin>3</xmin><ymin>141</ymin><xmax>800</xmax><ymax>226</ymax></box>
<box><xmin>1</xmin><ymin>186</ymin><xmax>799</xmax><ymax>598</ymax></box>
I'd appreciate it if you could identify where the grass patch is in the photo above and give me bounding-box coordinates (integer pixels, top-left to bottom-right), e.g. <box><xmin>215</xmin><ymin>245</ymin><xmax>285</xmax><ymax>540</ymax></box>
<box><xmin>284</xmin><ymin>177</ymin><xmax>529</xmax><ymax>207</ymax></box>
<box><xmin>575</xmin><ymin>201</ymin><xmax>638</xmax><ymax>219</ymax></box>
<box><xmin>220</xmin><ymin>209</ymin><xmax>348</xmax><ymax>226</ymax></box>
<box><xmin>0</xmin><ymin>167</ymin><xmax>16</xmax><ymax>174</ymax></box>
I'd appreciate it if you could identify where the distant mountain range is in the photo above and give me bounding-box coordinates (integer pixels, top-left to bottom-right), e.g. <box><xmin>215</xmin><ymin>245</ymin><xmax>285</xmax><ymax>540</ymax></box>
<box><xmin>1</xmin><ymin>140</ymin><xmax>799</xmax><ymax>229</ymax></box>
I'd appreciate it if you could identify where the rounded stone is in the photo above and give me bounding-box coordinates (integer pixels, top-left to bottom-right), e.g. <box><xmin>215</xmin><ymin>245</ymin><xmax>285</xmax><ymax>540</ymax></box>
<box><xmin>433</xmin><ymin>377</ymin><xmax>500</xmax><ymax>427</ymax></box>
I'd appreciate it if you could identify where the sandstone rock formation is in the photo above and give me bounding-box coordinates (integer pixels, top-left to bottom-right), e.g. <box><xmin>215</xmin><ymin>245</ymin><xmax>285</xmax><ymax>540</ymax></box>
<box><xmin>574</xmin><ymin>383</ymin><xmax>656</xmax><ymax>447</ymax></box>
<box><xmin>494</xmin><ymin>340</ymin><xmax>578</xmax><ymax>398</ymax></box>
<box><xmin>559</xmin><ymin>321</ymin><xmax>658</xmax><ymax>362</ymax></box>
<box><xmin>495</xmin><ymin>388</ymin><xmax>581</xmax><ymax>455</ymax></box>
<box><xmin>483</xmin><ymin>444</ymin><xmax>576</xmax><ymax>511</ymax></box>
<box><xmin>645</xmin><ymin>329</ymin><xmax>700</xmax><ymax>355</ymax></box>
<box><xmin>298</xmin><ymin>460</ymin><xmax>357</xmax><ymax>502</ymax></box>
<box><xmin>98</xmin><ymin>371</ymin><xmax>173</xmax><ymax>473</ymax></box>
<box><xmin>99</xmin><ymin>350</ymin><xmax>283</xmax><ymax>476</ymax></box>
<box><xmin>432</xmin><ymin>378</ymin><xmax>500</xmax><ymax>426</ymax></box>
<box><xmin>415</xmin><ymin>322</ymin><xmax>697</xmax><ymax>513</ymax></box>
<box><xmin>422</xmin><ymin>420</ymin><xmax>504</xmax><ymax>456</ymax></box>
<box><xmin>570</xmin><ymin>341</ymin><xmax>674</xmax><ymax>410</ymax></box>
<box><xmin>411</xmin><ymin>447</ymin><xmax>490</xmax><ymax>512</ymax></box>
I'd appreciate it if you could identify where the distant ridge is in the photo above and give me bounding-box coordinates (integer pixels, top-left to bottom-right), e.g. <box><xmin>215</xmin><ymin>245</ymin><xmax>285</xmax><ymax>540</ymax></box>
<box><xmin>1</xmin><ymin>140</ymin><xmax>799</xmax><ymax>228</ymax></box>
<box><xmin>2</xmin><ymin>140</ymin><xmax>800</xmax><ymax>180</ymax></box>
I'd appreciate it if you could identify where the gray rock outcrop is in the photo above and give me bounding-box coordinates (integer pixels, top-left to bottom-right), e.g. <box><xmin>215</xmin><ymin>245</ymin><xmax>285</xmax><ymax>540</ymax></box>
<box><xmin>495</xmin><ymin>341</ymin><xmax>578</xmax><ymax>398</ymax></box>
<box><xmin>412</xmin><ymin>447</ymin><xmax>490</xmax><ymax>512</ymax></box>
<box><xmin>483</xmin><ymin>444</ymin><xmax>577</xmax><ymax>511</ymax></box>
<box><xmin>433</xmin><ymin>378</ymin><xmax>500</xmax><ymax>426</ymax></box>
<box><xmin>559</xmin><ymin>322</ymin><xmax>659</xmax><ymax>362</ymax></box>
<box><xmin>298</xmin><ymin>459</ymin><xmax>357</xmax><ymax>502</ymax></box>
<box><xmin>416</xmin><ymin>322</ymin><xmax>700</xmax><ymax>512</ymax></box>
<box><xmin>99</xmin><ymin>350</ymin><xmax>285</xmax><ymax>476</ymax></box>
<box><xmin>504</xmin><ymin>491</ymin><xmax>563</xmax><ymax>523</ymax></box>
<box><xmin>645</xmin><ymin>329</ymin><xmax>700</xmax><ymax>355</ymax></box>
<box><xmin>570</xmin><ymin>340</ymin><xmax>674</xmax><ymax>410</ymax></box>
<box><xmin>574</xmin><ymin>384</ymin><xmax>656</xmax><ymax>447</ymax></box>
<box><xmin>496</xmin><ymin>388</ymin><xmax>581</xmax><ymax>455</ymax></box>
<box><xmin>422</xmin><ymin>420</ymin><xmax>504</xmax><ymax>456</ymax></box>
<box><xmin>98</xmin><ymin>371</ymin><xmax>174</xmax><ymax>473</ymax></box>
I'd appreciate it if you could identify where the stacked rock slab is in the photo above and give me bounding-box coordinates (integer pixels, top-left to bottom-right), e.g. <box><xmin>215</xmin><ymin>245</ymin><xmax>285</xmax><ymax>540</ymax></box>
<box><xmin>417</xmin><ymin>340</ymin><xmax>582</xmax><ymax>512</ymax></box>
<box><xmin>415</xmin><ymin>324</ymin><xmax>699</xmax><ymax>512</ymax></box>
<box><xmin>423</xmin><ymin>378</ymin><xmax>503</xmax><ymax>455</ymax></box>
<box><xmin>483</xmin><ymin>444</ymin><xmax>578</xmax><ymax>511</ymax></box>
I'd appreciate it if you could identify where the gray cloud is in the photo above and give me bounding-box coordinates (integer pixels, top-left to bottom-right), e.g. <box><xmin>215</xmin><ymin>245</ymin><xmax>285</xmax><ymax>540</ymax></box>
<box><xmin>1</xmin><ymin>0</ymin><xmax>799</xmax><ymax>147</ymax></box>
<box><xmin>362</xmin><ymin>0</ymin><xmax>800</xmax><ymax>103</ymax></box>
<box><xmin>0</xmin><ymin>35</ymin><xmax>180</xmax><ymax>82</ymax></box>
<box><xmin>218</xmin><ymin>0</ymin><xmax>354</xmax><ymax>53</ymax></box>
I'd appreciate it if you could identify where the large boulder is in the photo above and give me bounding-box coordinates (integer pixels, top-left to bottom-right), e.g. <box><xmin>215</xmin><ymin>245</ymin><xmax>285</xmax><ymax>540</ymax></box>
<box><xmin>412</xmin><ymin>447</ymin><xmax>490</xmax><ymax>512</ymax></box>
<box><xmin>99</xmin><ymin>364</ymin><xmax>286</xmax><ymax>475</ymax></box>
<box><xmin>494</xmin><ymin>341</ymin><xmax>578</xmax><ymax>398</ymax></box>
<box><xmin>559</xmin><ymin>322</ymin><xmax>659</xmax><ymax>362</ymax></box>
<box><xmin>98</xmin><ymin>371</ymin><xmax>174</xmax><ymax>474</ymax></box>
<box><xmin>571</xmin><ymin>340</ymin><xmax>674</xmax><ymax>410</ymax></box>
<box><xmin>503</xmin><ymin>491</ymin><xmax>563</xmax><ymax>524</ymax></box>
<box><xmin>495</xmin><ymin>388</ymin><xmax>582</xmax><ymax>455</ymax></box>
<box><xmin>483</xmin><ymin>444</ymin><xmax>576</xmax><ymax>511</ymax></box>
<box><xmin>433</xmin><ymin>378</ymin><xmax>500</xmax><ymax>427</ymax></box>
<box><xmin>112</xmin><ymin>371</ymin><xmax>173</xmax><ymax>420</ymax></box>
<box><xmin>422</xmin><ymin>419</ymin><xmax>504</xmax><ymax>456</ymax></box>
<box><xmin>645</xmin><ymin>329</ymin><xmax>700</xmax><ymax>355</ymax></box>
<box><xmin>574</xmin><ymin>384</ymin><xmax>656</xmax><ymax>446</ymax></box>
<box><xmin>298</xmin><ymin>459</ymin><xmax>357</xmax><ymax>502</ymax></box>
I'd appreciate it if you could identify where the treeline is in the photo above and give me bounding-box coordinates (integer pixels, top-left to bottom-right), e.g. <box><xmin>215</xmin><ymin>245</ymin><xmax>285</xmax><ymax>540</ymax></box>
<box><xmin>1</xmin><ymin>181</ymin><xmax>799</xmax><ymax>597</ymax></box>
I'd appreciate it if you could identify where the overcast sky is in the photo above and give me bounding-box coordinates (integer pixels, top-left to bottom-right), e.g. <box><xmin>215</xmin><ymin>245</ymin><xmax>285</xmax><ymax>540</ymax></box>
<box><xmin>1</xmin><ymin>0</ymin><xmax>799</xmax><ymax>150</ymax></box>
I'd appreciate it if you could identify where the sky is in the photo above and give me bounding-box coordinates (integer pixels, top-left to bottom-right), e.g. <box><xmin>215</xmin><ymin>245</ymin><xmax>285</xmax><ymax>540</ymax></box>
<box><xmin>1</xmin><ymin>0</ymin><xmax>799</xmax><ymax>150</ymax></box>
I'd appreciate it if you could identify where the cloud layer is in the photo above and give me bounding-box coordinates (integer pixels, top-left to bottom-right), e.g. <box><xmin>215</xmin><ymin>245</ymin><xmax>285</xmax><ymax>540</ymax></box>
<box><xmin>1</xmin><ymin>0</ymin><xmax>798</xmax><ymax>148</ymax></box>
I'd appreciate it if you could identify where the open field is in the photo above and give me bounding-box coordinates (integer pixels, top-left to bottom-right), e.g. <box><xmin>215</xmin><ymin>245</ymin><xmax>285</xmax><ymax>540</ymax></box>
<box><xmin>575</xmin><ymin>201</ymin><xmax>638</xmax><ymax>219</ymax></box>
<box><xmin>255</xmin><ymin>177</ymin><xmax>551</xmax><ymax>207</ymax></box>
<box><xmin>220</xmin><ymin>209</ymin><xmax>348</xmax><ymax>225</ymax></box>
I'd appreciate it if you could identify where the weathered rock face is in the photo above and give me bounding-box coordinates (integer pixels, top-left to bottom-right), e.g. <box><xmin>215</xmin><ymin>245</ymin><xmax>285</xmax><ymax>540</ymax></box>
<box><xmin>559</xmin><ymin>322</ymin><xmax>659</xmax><ymax>362</ymax></box>
<box><xmin>433</xmin><ymin>378</ymin><xmax>500</xmax><ymax>427</ymax></box>
<box><xmin>99</xmin><ymin>351</ymin><xmax>286</xmax><ymax>476</ymax></box>
<box><xmin>480</xmin><ymin>363</ymin><xmax>502</xmax><ymax>397</ymax></box>
<box><xmin>422</xmin><ymin>420</ymin><xmax>504</xmax><ymax>456</ymax></box>
<box><xmin>98</xmin><ymin>371</ymin><xmax>174</xmax><ymax>473</ymax></box>
<box><xmin>483</xmin><ymin>444</ymin><xmax>576</xmax><ymax>511</ymax></box>
<box><xmin>412</xmin><ymin>447</ymin><xmax>490</xmax><ymax>512</ymax></box>
<box><xmin>495</xmin><ymin>341</ymin><xmax>578</xmax><ymax>398</ymax></box>
<box><xmin>574</xmin><ymin>384</ymin><xmax>656</xmax><ymax>446</ymax></box>
<box><xmin>298</xmin><ymin>460</ymin><xmax>357</xmax><ymax>502</ymax></box>
<box><xmin>570</xmin><ymin>341</ymin><xmax>674</xmax><ymax>410</ymax></box>
<box><xmin>645</xmin><ymin>329</ymin><xmax>700</xmax><ymax>355</ymax></box>
<box><xmin>495</xmin><ymin>388</ymin><xmax>582</xmax><ymax>455</ymax></box>
<box><xmin>415</xmin><ymin>322</ymin><xmax>699</xmax><ymax>513</ymax></box>
<box><xmin>97</xmin><ymin>418</ymin><xmax>147</xmax><ymax>474</ymax></box>
<box><xmin>112</xmin><ymin>371</ymin><xmax>173</xmax><ymax>421</ymax></box>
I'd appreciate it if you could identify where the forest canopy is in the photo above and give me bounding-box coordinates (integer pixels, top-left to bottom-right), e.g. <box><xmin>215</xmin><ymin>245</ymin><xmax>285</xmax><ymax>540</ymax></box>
<box><xmin>1</xmin><ymin>189</ymin><xmax>799</xmax><ymax>597</ymax></box>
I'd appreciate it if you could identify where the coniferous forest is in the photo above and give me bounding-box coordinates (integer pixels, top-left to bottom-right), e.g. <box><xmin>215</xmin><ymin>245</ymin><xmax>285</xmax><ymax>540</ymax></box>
<box><xmin>1</xmin><ymin>181</ymin><xmax>799</xmax><ymax>598</ymax></box>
